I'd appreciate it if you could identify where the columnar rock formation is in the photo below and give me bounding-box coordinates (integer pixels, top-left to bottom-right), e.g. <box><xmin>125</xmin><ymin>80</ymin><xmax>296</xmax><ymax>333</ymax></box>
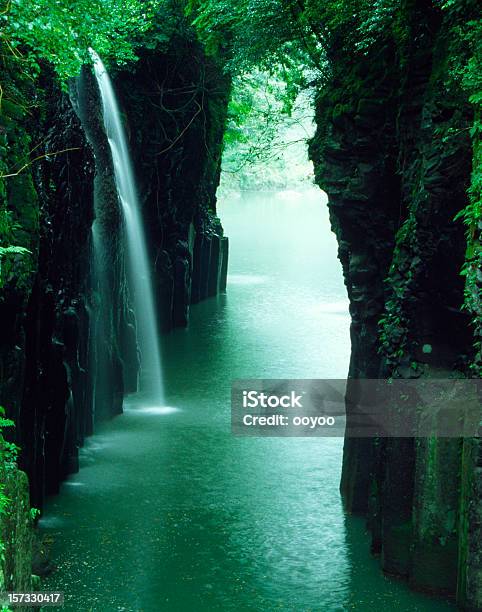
<box><xmin>113</xmin><ymin>36</ymin><xmax>230</xmax><ymax>331</ymax></box>
<box><xmin>0</xmin><ymin>37</ymin><xmax>229</xmax><ymax>522</ymax></box>
<box><xmin>310</xmin><ymin>3</ymin><xmax>481</xmax><ymax>609</ymax></box>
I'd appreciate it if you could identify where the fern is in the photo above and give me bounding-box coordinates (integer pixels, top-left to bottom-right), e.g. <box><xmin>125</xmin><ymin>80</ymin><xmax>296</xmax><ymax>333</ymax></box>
<box><xmin>0</xmin><ymin>246</ymin><xmax>31</xmax><ymax>256</ymax></box>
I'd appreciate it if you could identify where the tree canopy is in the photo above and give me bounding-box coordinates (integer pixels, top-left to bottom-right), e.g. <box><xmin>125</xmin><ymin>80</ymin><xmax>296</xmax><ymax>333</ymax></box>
<box><xmin>0</xmin><ymin>0</ymin><xmax>193</xmax><ymax>81</ymax></box>
<box><xmin>1</xmin><ymin>0</ymin><xmax>479</xmax><ymax>95</ymax></box>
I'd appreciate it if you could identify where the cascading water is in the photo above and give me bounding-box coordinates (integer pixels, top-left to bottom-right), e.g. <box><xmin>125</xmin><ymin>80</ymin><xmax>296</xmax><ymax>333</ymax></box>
<box><xmin>90</xmin><ymin>49</ymin><xmax>164</xmax><ymax>403</ymax></box>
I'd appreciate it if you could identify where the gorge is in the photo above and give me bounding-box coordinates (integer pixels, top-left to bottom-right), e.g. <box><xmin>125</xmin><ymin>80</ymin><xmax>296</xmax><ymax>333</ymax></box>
<box><xmin>0</xmin><ymin>1</ymin><xmax>480</xmax><ymax>611</ymax></box>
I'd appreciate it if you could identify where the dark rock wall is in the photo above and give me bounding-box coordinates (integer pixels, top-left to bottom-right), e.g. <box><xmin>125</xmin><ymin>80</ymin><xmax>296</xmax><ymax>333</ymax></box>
<box><xmin>113</xmin><ymin>35</ymin><xmax>230</xmax><ymax>332</ymax></box>
<box><xmin>0</xmin><ymin>65</ymin><xmax>98</xmax><ymax>508</ymax></box>
<box><xmin>22</xmin><ymin>84</ymin><xmax>96</xmax><ymax>505</ymax></box>
<box><xmin>0</xmin><ymin>67</ymin><xmax>40</xmax><ymax>486</ymax></box>
<box><xmin>0</xmin><ymin>67</ymin><xmax>36</xmax><ymax>585</ymax></box>
<box><xmin>310</xmin><ymin>3</ymin><xmax>480</xmax><ymax>609</ymax></box>
<box><xmin>0</xmin><ymin>468</ymin><xmax>32</xmax><ymax>593</ymax></box>
<box><xmin>72</xmin><ymin>68</ymin><xmax>138</xmax><ymax>418</ymax></box>
<box><xmin>0</xmin><ymin>38</ymin><xmax>230</xmax><ymax>516</ymax></box>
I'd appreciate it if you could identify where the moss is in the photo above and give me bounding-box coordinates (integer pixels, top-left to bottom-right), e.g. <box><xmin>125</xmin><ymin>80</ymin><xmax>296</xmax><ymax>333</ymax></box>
<box><xmin>410</xmin><ymin>538</ymin><xmax>459</xmax><ymax>595</ymax></box>
<box><xmin>309</xmin><ymin>2</ymin><xmax>480</xmax><ymax>606</ymax></box>
<box><xmin>382</xmin><ymin>521</ymin><xmax>413</xmax><ymax>577</ymax></box>
<box><xmin>0</xmin><ymin>98</ymin><xmax>27</xmax><ymax>122</ymax></box>
<box><xmin>0</xmin><ymin>54</ymin><xmax>40</xmax><ymax>295</ymax></box>
<box><xmin>459</xmin><ymin>109</ymin><xmax>482</xmax><ymax>375</ymax></box>
<box><xmin>332</xmin><ymin>102</ymin><xmax>351</xmax><ymax>121</ymax></box>
<box><xmin>0</xmin><ymin>468</ymin><xmax>33</xmax><ymax>593</ymax></box>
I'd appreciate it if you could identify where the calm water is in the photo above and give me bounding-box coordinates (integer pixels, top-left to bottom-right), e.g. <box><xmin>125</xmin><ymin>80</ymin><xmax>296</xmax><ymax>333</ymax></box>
<box><xmin>41</xmin><ymin>190</ymin><xmax>453</xmax><ymax>611</ymax></box>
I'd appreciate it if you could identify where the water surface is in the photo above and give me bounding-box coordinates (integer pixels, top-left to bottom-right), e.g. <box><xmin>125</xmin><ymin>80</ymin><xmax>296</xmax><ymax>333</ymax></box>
<box><xmin>41</xmin><ymin>190</ymin><xmax>453</xmax><ymax>611</ymax></box>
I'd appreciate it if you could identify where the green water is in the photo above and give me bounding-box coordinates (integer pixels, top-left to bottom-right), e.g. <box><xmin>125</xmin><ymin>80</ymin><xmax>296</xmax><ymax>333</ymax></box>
<box><xmin>41</xmin><ymin>190</ymin><xmax>454</xmax><ymax>611</ymax></box>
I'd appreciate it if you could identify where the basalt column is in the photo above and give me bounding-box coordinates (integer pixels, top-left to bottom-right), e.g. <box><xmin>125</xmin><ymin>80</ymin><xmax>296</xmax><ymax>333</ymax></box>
<box><xmin>113</xmin><ymin>36</ymin><xmax>231</xmax><ymax>331</ymax></box>
<box><xmin>1</xmin><ymin>67</ymin><xmax>98</xmax><ymax>507</ymax></box>
<box><xmin>309</xmin><ymin>2</ymin><xmax>480</xmax><ymax>608</ymax></box>
<box><xmin>310</xmin><ymin>37</ymin><xmax>402</xmax><ymax>514</ymax></box>
<box><xmin>73</xmin><ymin>68</ymin><xmax>140</xmax><ymax>413</ymax></box>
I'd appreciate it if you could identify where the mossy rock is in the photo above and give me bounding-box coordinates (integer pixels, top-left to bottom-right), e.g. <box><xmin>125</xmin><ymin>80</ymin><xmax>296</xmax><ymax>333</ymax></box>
<box><xmin>0</xmin><ymin>468</ymin><xmax>33</xmax><ymax>593</ymax></box>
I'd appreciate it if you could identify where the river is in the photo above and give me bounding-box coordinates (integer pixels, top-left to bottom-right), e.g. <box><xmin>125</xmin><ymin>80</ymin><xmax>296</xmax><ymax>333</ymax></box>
<box><xmin>41</xmin><ymin>189</ymin><xmax>453</xmax><ymax>611</ymax></box>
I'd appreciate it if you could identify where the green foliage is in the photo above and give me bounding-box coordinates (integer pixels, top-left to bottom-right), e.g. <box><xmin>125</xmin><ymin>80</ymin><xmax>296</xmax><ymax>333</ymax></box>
<box><xmin>0</xmin><ymin>96</ymin><xmax>36</xmax><ymax>297</ymax></box>
<box><xmin>0</xmin><ymin>246</ymin><xmax>31</xmax><ymax>292</ymax></box>
<box><xmin>1</xmin><ymin>0</ymin><xmax>155</xmax><ymax>81</ymax></box>
<box><xmin>29</xmin><ymin>508</ymin><xmax>40</xmax><ymax>521</ymax></box>
<box><xmin>0</xmin><ymin>209</ymin><xmax>32</xmax><ymax>293</ymax></box>
<box><xmin>0</xmin><ymin>0</ymin><xmax>206</xmax><ymax>83</ymax></box>
<box><xmin>442</xmin><ymin>1</ymin><xmax>482</xmax><ymax>375</ymax></box>
<box><xmin>188</xmin><ymin>0</ymin><xmax>326</xmax><ymax>75</ymax></box>
<box><xmin>187</xmin><ymin>0</ymin><xmax>421</xmax><ymax>75</ymax></box>
<box><xmin>221</xmin><ymin>71</ymin><xmax>314</xmax><ymax>190</ymax></box>
<box><xmin>0</xmin><ymin>406</ymin><xmax>22</xmax><ymax>587</ymax></box>
<box><xmin>188</xmin><ymin>2</ymin><xmax>319</xmax><ymax>188</ymax></box>
<box><xmin>224</xmin><ymin>72</ymin><xmax>297</xmax><ymax>160</ymax></box>
<box><xmin>457</xmin><ymin>130</ymin><xmax>481</xmax><ymax>375</ymax></box>
<box><xmin>0</xmin><ymin>407</ymin><xmax>18</xmax><ymax>520</ymax></box>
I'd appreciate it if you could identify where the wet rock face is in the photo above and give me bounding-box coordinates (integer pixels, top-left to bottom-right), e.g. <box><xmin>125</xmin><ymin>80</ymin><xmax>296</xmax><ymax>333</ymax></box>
<box><xmin>1</xmin><ymin>39</ymin><xmax>230</xmax><ymax>514</ymax></box>
<box><xmin>0</xmin><ymin>469</ymin><xmax>33</xmax><ymax>593</ymax></box>
<box><xmin>73</xmin><ymin>68</ymin><xmax>138</xmax><ymax>419</ymax></box>
<box><xmin>113</xmin><ymin>37</ymin><xmax>230</xmax><ymax>331</ymax></box>
<box><xmin>19</xmin><ymin>86</ymin><xmax>97</xmax><ymax>506</ymax></box>
<box><xmin>310</xmin><ymin>4</ymin><xmax>480</xmax><ymax>608</ymax></box>
<box><xmin>0</xmin><ymin>66</ymin><xmax>97</xmax><ymax>508</ymax></box>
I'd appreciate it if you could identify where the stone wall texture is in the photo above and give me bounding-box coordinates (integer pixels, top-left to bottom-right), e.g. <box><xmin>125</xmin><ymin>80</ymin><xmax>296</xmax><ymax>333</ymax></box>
<box><xmin>309</xmin><ymin>3</ymin><xmax>481</xmax><ymax>609</ymax></box>
<box><xmin>0</xmin><ymin>34</ymin><xmax>230</xmax><ymax>592</ymax></box>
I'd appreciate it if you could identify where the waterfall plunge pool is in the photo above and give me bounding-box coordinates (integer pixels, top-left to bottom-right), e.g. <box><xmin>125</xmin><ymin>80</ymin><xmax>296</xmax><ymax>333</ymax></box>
<box><xmin>40</xmin><ymin>190</ymin><xmax>454</xmax><ymax>612</ymax></box>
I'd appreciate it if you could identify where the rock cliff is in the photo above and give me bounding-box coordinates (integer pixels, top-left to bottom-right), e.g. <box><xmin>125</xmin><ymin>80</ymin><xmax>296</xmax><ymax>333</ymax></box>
<box><xmin>0</xmin><ymin>30</ymin><xmax>230</xmax><ymax>589</ymax></box>
<box><xmin>310</xmin><ymin>2</ymin><xmax>481</xmax><ymax>608</ymax></box>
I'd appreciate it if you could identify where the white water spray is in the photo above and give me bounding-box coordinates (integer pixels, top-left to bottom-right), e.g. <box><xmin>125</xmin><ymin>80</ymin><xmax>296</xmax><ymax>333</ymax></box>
<box><xmin>90</xmin><ymin>49</ymin><xmax>164</xmax><ymax>402</ymax></box>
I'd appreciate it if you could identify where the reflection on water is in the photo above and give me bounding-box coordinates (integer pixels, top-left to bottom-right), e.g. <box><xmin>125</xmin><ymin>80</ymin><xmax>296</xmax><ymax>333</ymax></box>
<box><xmin>41</xmin><ymin>190</ymin><xmax>453</xmax><ymax>611</ymax></box>
<box><xmin>123</xmin><ymin>404</ymin><xmax>181</xmax><ymax>416</ymax></box>
<box><xmin>226</xmin><ymin>274</ymin><xmax>268</xmax><ymax>285</ymax></box>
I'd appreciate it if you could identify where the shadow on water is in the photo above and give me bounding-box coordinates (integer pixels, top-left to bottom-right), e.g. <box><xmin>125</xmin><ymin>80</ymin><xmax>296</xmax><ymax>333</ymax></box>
<box><xmin>40</xmin><ymin>190</ymin><xmax>454</xmax><ymax>611</ymax></box>
<box><xmin>343</xmin><ymin>516</ymin><xmax>454</xmax><ymax>611</ymax></box>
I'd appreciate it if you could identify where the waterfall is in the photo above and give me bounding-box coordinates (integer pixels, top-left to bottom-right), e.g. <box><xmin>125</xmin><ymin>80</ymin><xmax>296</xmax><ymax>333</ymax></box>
<box><xmin>90</xmin><ymin>49</ymin><xmax>164</xmax><ymax>403</ymax></box>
